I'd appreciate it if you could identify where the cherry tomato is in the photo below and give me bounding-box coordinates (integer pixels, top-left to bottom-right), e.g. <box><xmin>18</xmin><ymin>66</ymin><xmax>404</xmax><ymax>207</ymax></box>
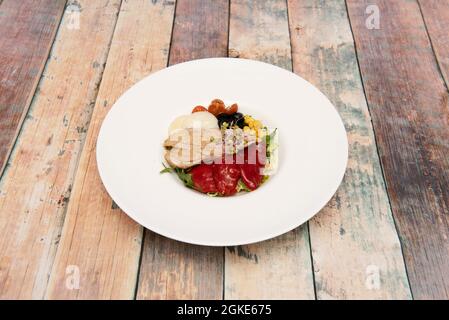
<box><xmin>208</xmin><ymin>99</ymin><xmax>226</xmax><ymax>116</ymax></box>
<box><xmin>208</xmin><ymin>104</ymin><xmax>225</xmax><ymax>116</ymax></box>
<box><xmin>190</xmin><ymin>164</ymin><xmax>217</xmax><ymax>193</ymax></box>
<box><xmin>213</xmin><ymin>164</ymin><xmax>241</xmax><ymax>196</ymax></box>
<box><xmin>211</xmin><ymin>98</ymin><xmax>225</xmax><ymax>105</ymax></box>
<box><xmin>192</xmin><ymin>105</ymin><xmax>207</xmax><ymax>113</ymax></box>
<box><xmin>224</xmin><ymin>103</ymin><xmax>238</xmax><ymax>115</ymax></box>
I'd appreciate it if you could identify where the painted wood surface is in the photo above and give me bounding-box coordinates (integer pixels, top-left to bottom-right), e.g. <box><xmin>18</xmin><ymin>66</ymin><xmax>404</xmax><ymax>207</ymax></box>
<box><xmin>418</xmin><ymin>0</ymin><xmax>449</xmax><ymax>86</ymax></box>
<box><xmin>347</xmin><ymin>0</ymin><xmax>449</xmax><ymax>299</ymax></box>
<box><xmin>136</xmin><ymin>0</ymin><xmax>229</xmax><ymax>300</ymax></box>
<box><xmin>288</xmin><ymin>0</ymin><xmax>411</xmax><ymax>300</ymax></box>
<box><xmin>0</xmin><ymin>0</ymin><xmax>121</xmax><ymax>299</ymax></box>
<box><xmin>45</xmin><ymin>0</ymin><xmax>175</xmax><ymax>299</ymax></box>
<box><xmin>0</xmin><ymin>0</ymin><xmax>448</xmax><ymax>300</ymax></box>
<box><xmin>168</xmin><ymin>0</ymin><xmax>229</xmax><ymax>65</ymax></box>
<box><xmin>0</xmin><ymin>0</ymin><xmax>66</xmax><ymax>175</ymax></box>
<box><xmin>225</xmin><ymin>0</ymin><xmax>315</xmax><ymax>300</ymax></box>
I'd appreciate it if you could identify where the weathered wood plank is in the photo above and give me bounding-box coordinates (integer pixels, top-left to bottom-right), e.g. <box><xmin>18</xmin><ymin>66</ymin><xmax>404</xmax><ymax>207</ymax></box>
<box><xmin>225</xmin><ymin>0</ymin><xmax>315</xmax><ymax>299</ymax></box>
<box><xmin>418</xmin><ymin>0</ymin><xmax>449</xmax><ymax>86</ymax></box>
<box><xmin>0</xmin><ymin>0</ymin><xmax>66</xmax><ymax>175</ymax></box>
<box><xmin>347</xmin><ymin>0</ymin><xmax>449</xmax><ymax>299</ymax></box>
<box><xmin>136</xmin><ymin>0</ymin><xmax>229</xmax><ymax>300</ymax></box>
<box><xmin>168</xmin><ymin>0</ymin><xmax>229</xmax><ymax>65</ymax></box>
<box><xmin>45</xmin><ymin>0</ymin><xmax>175</xmax><ymax>299</ymax></box>
<box><xmin>288</xmin><ymin>0</ymin><xmax>411</xmax><ymax>300</ymax></box>
<box><xmin>137</xmin><ymin>233</ymin><xmax>223</xmax><ymax>300</ymax></box>
<box><xmin>0</xmin><ymin>0</ymin><xmax>121</xmax><ymax>300</ymax></box>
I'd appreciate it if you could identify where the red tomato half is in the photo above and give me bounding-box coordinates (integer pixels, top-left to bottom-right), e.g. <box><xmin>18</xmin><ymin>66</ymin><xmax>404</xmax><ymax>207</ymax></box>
<box><xmin>190</xmin><ymin>164</ymin><xmax>217</xmax><ymax>193</ymax></box>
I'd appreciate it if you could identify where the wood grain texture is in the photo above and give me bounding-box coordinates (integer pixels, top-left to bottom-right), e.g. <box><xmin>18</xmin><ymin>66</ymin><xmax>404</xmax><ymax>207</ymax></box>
<box><xmin>347</xmin><ymin>0</ymin><xmax>449</xmax><ymax>299</ymax></box>
<box><xmin>0</xmin><ymin>0</ymin><xmax>66</xmax><ymax>175</ymax></box>
<box><xmin>0</xmin><ymin>0</ymin><xmax>121</xmax><ymax>300</ymax></box>
<box><xmin>225</xmin><ymin>0</ymin><xmax>314</xmax><ymax>299</ymax></box>
<box><xmin>136</xmin><ymin>0</ymin><xmax>229</xmax><ymax>300</ymax></box>
<box><xmin>45</xmin><ymin>0</ymin><xmax>175</xmax><ymax>299</ymax></box>
<box><xmin>288</xmin><ymin>0</ymin><xmax>411</xmax><ymax>300</ymax></box>
<box><xmin>168</xmin><ymin>0</ymin><xmax>229</xmax><ymax>65</ymax></box>
<box><xmin>418</xmin><ymin>0</ymin><xmax>449</xmax><ymax>86</ymax></box>
<box><xmin>137</xmin><ymin>233</ymin><xmax>223</xmax><ymax>300</ymax></box>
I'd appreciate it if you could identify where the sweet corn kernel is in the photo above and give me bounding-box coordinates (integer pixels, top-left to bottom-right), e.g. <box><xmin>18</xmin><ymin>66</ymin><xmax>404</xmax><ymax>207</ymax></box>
<box><xmin>243</xmin><ymin>115</ymin><xmax>264</xmax><ymax>139</ymax></box>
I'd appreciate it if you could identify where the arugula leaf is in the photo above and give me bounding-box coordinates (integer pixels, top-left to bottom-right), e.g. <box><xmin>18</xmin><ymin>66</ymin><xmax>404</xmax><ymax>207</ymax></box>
<box><xmin>160</xmin><ymin>163</ymin><xmax>195</xmax><ymax>189</ymax></box>
<box><xmin>160</xmin><ymin>162</ymin><xmax>173</xmax><ymax>174</ymax></box>
<box><xmin>236</xmin><ymin>179</ymin><xmax>251</xmax><ymax>192</ymax></box>
<box><xmin>160</xmin><ymin>167</ymin><xmax>173</xmax><ymax>174</ymax></box>
<box><xmin>174</xmin><ymin>168</ymin><xmax>195</xmax><ymax>189</ymax></box>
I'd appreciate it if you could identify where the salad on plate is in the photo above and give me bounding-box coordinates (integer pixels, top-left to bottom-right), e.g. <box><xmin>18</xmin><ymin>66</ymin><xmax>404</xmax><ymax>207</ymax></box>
<box><xmin>161</xmin><ymin>99</ymin><xmax>278</xmax><ymax>196</ymax></box>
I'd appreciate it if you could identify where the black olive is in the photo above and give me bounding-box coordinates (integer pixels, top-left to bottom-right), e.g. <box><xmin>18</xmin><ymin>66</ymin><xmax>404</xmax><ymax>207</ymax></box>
<box><xmin>217</xmin><ymin>113</ymin><xmax>228</xmax><ymax>121</ymax></box>
<box><xmin>216</xmin><ymin>113</ymin><xmax>232</xmax><ymax>127</ymax></box>
<box><xmin>232</xmin><ymin>112</ymin><xmax>243</xmax><ymax>121</ymax></box>
<box><xmin>236</xmin><ymin>117</ymin><xmax>246</xmax><ymax>129</ymax></box>
<box><xmin>217</xmin><ymin>112</ymin><xmax>246</xmax><ymax>128</ymax></box>
<box><xmin>229</xmin><ymin>113</ymin><xmax>244</xmax><ymax>128</ymax></box>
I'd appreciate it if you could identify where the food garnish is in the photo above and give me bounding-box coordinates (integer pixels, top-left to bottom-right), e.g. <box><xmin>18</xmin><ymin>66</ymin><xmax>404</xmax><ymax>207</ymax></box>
<box><xmin>192</xmin><ymin>105</ymin><xmax>207</xmax><ymax>113</ymax></box>
<box><xmin>161</xmin><ymin>99</ymin><xmax>278</xmax><ymax>197</ymax></box>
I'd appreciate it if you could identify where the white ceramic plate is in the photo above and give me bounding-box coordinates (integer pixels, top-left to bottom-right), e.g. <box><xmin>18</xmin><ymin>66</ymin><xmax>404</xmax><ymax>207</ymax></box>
<box><xmin>97</xmin><ymin>58</ymin><xmax>348</xmax><ymax>246</ymax></box>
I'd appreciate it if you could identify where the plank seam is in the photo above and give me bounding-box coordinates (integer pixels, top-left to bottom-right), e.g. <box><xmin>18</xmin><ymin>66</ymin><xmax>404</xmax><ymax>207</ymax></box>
<box><xmin>223</xmin><ymin>0</ymin><xmax>231</xmax><ymax>301</ymax></box>
<box><xmin>226</xmin><ymin>0</ymin><xmax>231</xmax><ymax>56</ymax></box>
<box><xmin>306</xmin><ymin>223</ymin><xmax>317</xmax><ymax>300</ymax></box>
<box><xmin>166</xmin><ymin>0</ymin><xmax>179</xmax><ymax>67</ymax></box>
<box><xmin>343</xmin><ymin>0</ymin><xmax>414</xmax><ymax>299</ymax></box>
<box><xmin>222</xmin><ymin>247</ymin><xmax>225</xmax><ymax>300</ymax></box>
<box><xmin>0</xmin><ymin>0</ymin><xmax>68</xmax><ymax>179</ymax></box>
<box><xmin>133</xmin><ymin>228</ymin><xmax>146</xmax><ymax>300</ymax></box>
<box><xmin>416</xmin><ymin>0</ymin><xmax>449</xmax><ymax>92</ymax></box>
<box><xmin>285</xmin><ymin>0</ymin><xmax>317</xmax><ymax>300</ymax></box>
<box><xmin>134</xmin><ymin>0</ymin><xmax>178</xmax><ymax>299</ymax></box>
<box><xmin>40</xmin><ymin>0</ymin><xmax>126</xmax><ymax>299</ymax></box>
<box><xmin>285</xmin><ymin>0</ymin><xmax>295</xmax><ymax>78</ymax></box>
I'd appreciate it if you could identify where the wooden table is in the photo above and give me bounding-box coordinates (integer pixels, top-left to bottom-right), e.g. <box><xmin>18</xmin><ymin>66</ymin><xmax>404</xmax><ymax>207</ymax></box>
<box><xmin>0</xmin><ymin>0</ymin><xmax>448</xmax><ymax>300</ymax></box>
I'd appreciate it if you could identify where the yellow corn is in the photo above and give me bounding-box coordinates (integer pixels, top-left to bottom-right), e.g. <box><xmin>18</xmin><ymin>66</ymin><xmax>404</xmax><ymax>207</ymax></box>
<box><xmin>243</xmin><ymin>115</ymin><xmax>264</xmax><ymax>139</ymax></box>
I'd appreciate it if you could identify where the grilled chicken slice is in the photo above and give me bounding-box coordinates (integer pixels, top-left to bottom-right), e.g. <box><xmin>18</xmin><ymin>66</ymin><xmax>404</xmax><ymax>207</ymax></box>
<box><xmin>163</xmin><ymin>127</ymin><xmax>259</xmax><ymax>169</ymax></box>
<box><xmin>164</xmin><ymin>128</ymin><xmax>222</xmax><ymax>169</ymax></box>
